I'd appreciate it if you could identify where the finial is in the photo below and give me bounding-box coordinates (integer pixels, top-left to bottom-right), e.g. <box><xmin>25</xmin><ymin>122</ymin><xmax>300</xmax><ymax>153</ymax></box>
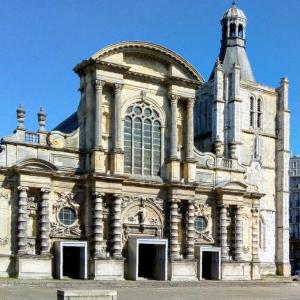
<box><xmin>232</xmin><ymin>0</ymin><xmax>236</xmax><ymax>5</ymax></box>
<box><xmin>16</xmin><ymin>104</ymin><xmax>26</xmax><ymax>130</ymax></box>
<box><xmin>37</xmin><ymin>106</ymin><xmax>47</xmax><ymax>132</ymax></box>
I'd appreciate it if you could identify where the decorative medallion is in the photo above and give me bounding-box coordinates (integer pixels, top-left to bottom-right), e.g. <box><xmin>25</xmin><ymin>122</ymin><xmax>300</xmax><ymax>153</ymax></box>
<box><xmin>50</xmin><ymin>192</ymin><xmax>81</xmax><ymax>238</ymax></box>
<box><xmin>0</xmin><ymin>237</ymin><xmax>8</xmax><ymax>246</ymax></box>
<box><xmin>194</xmin><ymin>203</ymin><xmax>214</xmax><ymax>243</ymax></box>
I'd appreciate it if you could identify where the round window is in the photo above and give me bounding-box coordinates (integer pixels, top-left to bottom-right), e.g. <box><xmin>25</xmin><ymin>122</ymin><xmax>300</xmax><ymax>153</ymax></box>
<box><xmin>58</xmin><ymin>207</ymin><xmax>76</xmax><ymax>226</ymax></box>
<box><xmin>194</xmin><ymin>216</ymin><xmax>208</xmax><ymax>232</ymax></box>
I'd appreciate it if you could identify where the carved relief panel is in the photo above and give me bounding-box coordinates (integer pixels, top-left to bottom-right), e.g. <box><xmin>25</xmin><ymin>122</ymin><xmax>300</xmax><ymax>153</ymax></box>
<box><xmin>121</xmin><ymin>196</ymin><xmax>164</xmax><ymax>244</ymax></box>
<box><xmin>0</xmin><ymin>190</ymin><xmax>10</xmax><ymax>248</ymax></box>
<box><xmin>194</xmin><ymin>202</ymin><xmax>214</xmax><ymax>244</ymax></box>
<box><xmin>50</xmin><ymin>192</ymin><xmax>81</xmax><ymax>239</ymax></box>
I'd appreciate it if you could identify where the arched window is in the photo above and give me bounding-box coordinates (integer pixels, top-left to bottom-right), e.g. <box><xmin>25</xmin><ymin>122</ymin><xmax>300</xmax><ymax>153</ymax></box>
<box><xmin>230</xmin><ymin>23</ymin><xmax>236</xmax><ymax>37</ymax></box>
<box><xmin>249</xmin><ymin>96</ymin><xmax>263</xmax><ymax>129</ymax></box>
<box><xmin>250</xmin><ymin>97</ymin><xmax>254</xmax><ymax>127</ymax></box>
<box><xmin>124</xmin><ymin>102</ymin><xmax>161</xmax><ymax>176</ymax></box>
<box><xmin>238</xmin><ymin>24</ymin><xmax>244</xmax><ymax>38</ymax></box>
<box><xmin>257</xmin><ymin>98</ymin><xmax>262</xmax><ymax>129</ymax></box>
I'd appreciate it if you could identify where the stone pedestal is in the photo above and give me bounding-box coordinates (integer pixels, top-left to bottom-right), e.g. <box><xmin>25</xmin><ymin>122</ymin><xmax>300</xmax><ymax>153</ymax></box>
<box><xmin>183</xmin><ymin>161</ymin><xmax>196</xmax><ymax>183</ymax></box>
<box><xmin>167</xmin><ymin>160</ymin><xmax>180</xmax><ymax>182</ymax></box>
<box><xmin>276</xmin><ymin>262</ymin><xmax>291</xmax><ymax>277</ymax></box>
<box><xmin>16</xmin><ymin>255</ymin><xmax>52</xmax><ymax>279</ymax></box>
<box><xmin>111</xmin><ymin>151</ymin><xmax>124</xmax><ymax>176</ymax></box>
<box><xmin>168</xmin><ymin>260</ymin><xmax>197</xmax><ymax>281</ymax></box>
<box><xmin>91</xmin><ymin>149</ymin><xmax>107</xmax><ymax>173</ymax></box>
<box><xmin>0</xmin><ymin>255</ymin><xmax>11</xmax><ymax>277</ymax></box>
<box><xmin>251</xmin><ymin>262</ymin><xmax>261</xmax><ymax>280</ymax></box>
<box><xmin>92</xmin><ymin>259</ymin><xmax>124</xmax><ymax>280</ymax></box>
<box><xmin>221</xmin><ymin>261</ymin><xmax>251</xmax><ymax>280</ymax></box>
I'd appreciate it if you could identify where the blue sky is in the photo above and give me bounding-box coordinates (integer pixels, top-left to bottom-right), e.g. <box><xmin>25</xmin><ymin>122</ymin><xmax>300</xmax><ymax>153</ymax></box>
<box><xmin>1</xmin><ymin>0</ymin><xmax>300</xmax><ymax>153</ymax></box>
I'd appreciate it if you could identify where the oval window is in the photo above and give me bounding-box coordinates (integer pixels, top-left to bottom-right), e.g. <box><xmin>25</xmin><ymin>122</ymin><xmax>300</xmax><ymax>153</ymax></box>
<box><xmin>58</xmin><ymin>207</ymin><xmax>76</xmax><ymax>226</ymax></box>
<box><xmin>194</xmin><ymin>216</ymin><xmax>208</xmax><ymax>232</ymax></box>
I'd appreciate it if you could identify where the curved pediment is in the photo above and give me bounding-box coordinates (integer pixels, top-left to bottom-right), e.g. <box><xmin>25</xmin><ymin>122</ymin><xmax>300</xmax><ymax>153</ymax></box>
<box><xmin>75</xmin><ymin>41</ymin><xmax>204</xmax><ymax>83</ymax></box>
<box><xmin>16</xmin><ymin>159</ymin><xmax>57</xmax><ymax>172</ymax></box>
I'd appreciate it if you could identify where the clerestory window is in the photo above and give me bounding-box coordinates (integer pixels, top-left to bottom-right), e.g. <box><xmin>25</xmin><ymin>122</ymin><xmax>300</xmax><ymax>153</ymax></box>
<box><xmin>124</xmin><ymin>102</ymin><xmax>161</xmax><ymax>176</ymax></box>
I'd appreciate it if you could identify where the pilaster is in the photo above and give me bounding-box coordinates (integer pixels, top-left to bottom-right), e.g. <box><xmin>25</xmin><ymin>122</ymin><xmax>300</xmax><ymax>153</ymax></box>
<box><xmin>219</xmin><ymin>205</ymin><xmax>229</xmax><ymax>261</ymax></box>
<box><xmin>93</xmin><ymin>192</ymin><xmax>106</xmax><ymax>258</ymax></box>
<box><xmin>40</xmin><ymin>188</ymin><xmax>50</xmax><ymax>255</ymax></box>
<box><xmin>111</xmin><ymin>194</ymin><xmax>122</xmax><ymax>259</ymax></box>
<box><xmin>185</xmin><ymin>200</ymin><xmax>195</xmax><ymax>260</ymax></box>
<box><xmin>169</xmin><ymin>198</ymin><xmax>180</xmax><ymax>260</ymax></box>
<box><xmin>234</xmin><ymin>206</ymin><xmax>243</xmax><ymax>261</ymax></box>
<box><xmin>17</xmin><ymin>186</ymin><xmax>28</xmax><ymax>255</ymax></box>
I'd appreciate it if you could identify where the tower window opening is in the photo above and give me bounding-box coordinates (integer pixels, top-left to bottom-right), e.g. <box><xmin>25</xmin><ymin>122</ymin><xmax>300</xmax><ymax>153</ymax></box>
<box><xmin>249</xmin><ymin>96</ymin><xmax>263</xmax><ymax>129</ymax></box>
<box><xmin>238</xmin><ymin>24</ymin><xmax>244</xmax><ymax>38</ymax></box>
<box><xmin>230</xmin><ymin>23</ymin><xmax>236</xmax><ymax>37</ymax></box>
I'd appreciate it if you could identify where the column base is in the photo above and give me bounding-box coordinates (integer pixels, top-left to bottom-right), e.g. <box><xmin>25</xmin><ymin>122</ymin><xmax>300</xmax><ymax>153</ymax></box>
<box><xmin>91</xmin><ymin>149</ymin><xmax>107</xmax><ymax>173</ymax></box>
<box><xmin>16</xmin><ymin>255</ymin><xmax>52</xmax><ymax>279</ymax></box>
<box><xmin>0</xmin><ymin>255</ymin><xmax>12</xmax><ymax>277</ymax></box>
<box><xmin>276</xmin><ymin>262</ymin><xmax>291</xmax><ymax>277</ymax></box>
<box><xmin>183</xmin><ymin>160</ymin><xmax>196</xmax><ymax>183</ymax></box>
<box><xmin>91</xmin><ymin>259</ymin><xmax>124</xmax><ymax>280</ymax></box>
<box><xmin>167</xmin><ymin>159</ymin><xmax>181</xmax><ymax>182</ymax></box>
<box><xmin>168</xmin><ymin>260</ymin><xmax>197</xmax><ymax>281</ymax></box>
<box><xmin>251</xmin><ymin>262</ymin><xmax>261</xmax><ymax>280</ymax></box>
<box><xmin>110</xmin><ymin>150</ymin><xmax>124</xmax><ymax>176</ymax></box>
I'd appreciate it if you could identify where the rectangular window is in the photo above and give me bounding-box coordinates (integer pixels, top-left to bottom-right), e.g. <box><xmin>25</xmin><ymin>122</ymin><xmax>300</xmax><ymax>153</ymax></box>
<box><xmin>25</xmin><ymin>132</ymin><xmax>39</xmax><ymax>144</ymax></box>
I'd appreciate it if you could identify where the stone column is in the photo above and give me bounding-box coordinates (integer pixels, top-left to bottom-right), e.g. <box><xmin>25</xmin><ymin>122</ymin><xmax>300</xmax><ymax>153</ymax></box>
<box><xmin>186</xmin><ymin>200</ymin><xmax>195</xmax><ymax>260</ymax></box>
<box><xmin>17</xmin><ymin>186</ymin><xmax>28</xmax><ymax>255</ymax></box>
<box><xmin>94</xmin><ymin>80</ymin><xmax>105</xmax><ymax>149</ymax></box>
<box><xmin>186</xmin><ymin>98</ymin><xmax>194</xmax><ymax>160</ymax></box>
<box><xmin>93</xmin><ymin>192</ymin><xmax>105</xmax><ymax>258</ymax></box>
<box><xmin>234</xmin><ymin>206</ymin><xmax>243</xmax><ymax>261</ymax></box>
<box><xmin>111</xmin><ymin>194</ymin><xmax>122</xmax><ymax>259</ymax></box>
<box><xmin>114</xmin><ymin>84</ymin><xmax>123</xmax><ymax>151</ymax></box>
<box><xmin>169</xmin><ymin>198</ymin><xmax>180</xmax><ymax>260</ymax></box>
<box><xmin>85</xmin><ymin>72</ymin><xmax>94</xmax><ymax>149</ymax></box>
<box><xmin>251</xmin><ymin>206</ymin><xmax>259</xmax><ymax>262</ymax></box>
<box><xmin>170</xmin><ymin>95</ymin><xmax>179</xmax><ymax>160</ymax></box>
<box><xmin>40</xmin><ymin>188</ymin><xmax>50</xmax><ymax>255</ymax></box>
<box><xmin>219</xmin><ymin>205</ymin><xmax>229</xmax><ymax>261</ymax></box>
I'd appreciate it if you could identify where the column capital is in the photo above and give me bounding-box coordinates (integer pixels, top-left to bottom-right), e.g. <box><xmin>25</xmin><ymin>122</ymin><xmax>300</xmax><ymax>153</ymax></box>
<box><xmin>18</xmin><ymin>186</ymin><xmax>28</xmax><ymax>192</ymax></box>
<box><xmin>114</xmin><ymin>83</ymin><xmax>123</xmax><ymax>94</ymax></box>
<box><xmin>168</xmin><ymin>197</ymin><xmax>180</xmax><ymax>204</ymax></box>
<box><xmin>169</xmin><ymin>94</ymin><xmax>180</xmax><ymax>104</ymax></box>
<box><xmin>94</xmin><ymin>79</ymin><xmax>105</xmax><ymax>90</ymax></box>
<box><xmin>219</xmin><ymin>204</ymin><xmax>229</xmax><ymax>209</ymax></box>
<box><xmin>92</xmin><ymin>192</ymin><xmax>105</xmax><ymax>199</ymax></box>
<box><xmin>187</xmin><ymin>97</ymin><xmax>195</xmax><ymax>108</ymax></box>
<box><xmin>41</xmin><ymin>188</ymin><xmax>51</xmax><ymax>194</ymax></box>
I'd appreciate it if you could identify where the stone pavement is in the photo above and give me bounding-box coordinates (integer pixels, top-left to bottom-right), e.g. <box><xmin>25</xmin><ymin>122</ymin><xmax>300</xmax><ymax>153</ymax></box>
<box><xmin>0</xmin><ymin>280</ymin><xmax>300</xmax><ymax>300</ymax></box>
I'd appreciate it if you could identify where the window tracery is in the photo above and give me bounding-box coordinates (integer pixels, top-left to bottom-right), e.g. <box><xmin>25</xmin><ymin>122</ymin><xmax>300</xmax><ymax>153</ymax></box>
<box><xmin>124</xmin><ymin>101</ymin><xmax>161</xmax><ymax>176</ymax></box>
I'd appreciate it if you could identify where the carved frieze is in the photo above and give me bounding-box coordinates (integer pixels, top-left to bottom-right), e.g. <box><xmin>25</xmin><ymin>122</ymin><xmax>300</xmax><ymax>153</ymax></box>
<box><xmin>194</xmin><ymin>203</ymin><xmax>214</xmax><ymax>244</ymax></box>
<box><xmin>27</xmin><ymin>196</ymin><xmax>38</xmax><ymax>217</ymax></box>
<box><xmin>50</xmin><ymin>192</ymin><xmax>81</xmax><ymax>238</ymax></box>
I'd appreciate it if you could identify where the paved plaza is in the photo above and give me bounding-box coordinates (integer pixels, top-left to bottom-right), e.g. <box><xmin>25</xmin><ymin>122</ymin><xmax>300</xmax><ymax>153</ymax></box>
<box><xmin>1</xmin><ymin>281</ymin><xmax>300</xmax><ymax>300</ymax></box>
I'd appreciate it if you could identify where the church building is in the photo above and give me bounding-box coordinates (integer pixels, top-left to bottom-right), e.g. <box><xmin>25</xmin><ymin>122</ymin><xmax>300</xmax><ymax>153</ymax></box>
<box><xmin>0</xmin><ymin>3</ymin><xmax>290</xmax><ymax>280</ymax></box>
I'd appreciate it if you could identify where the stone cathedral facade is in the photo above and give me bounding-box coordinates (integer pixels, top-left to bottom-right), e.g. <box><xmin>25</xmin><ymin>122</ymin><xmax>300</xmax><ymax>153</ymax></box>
<box><xmin>0</xmin><ymin>4</ymin><xmax>290</xmax><ymax>280</ymax></box>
